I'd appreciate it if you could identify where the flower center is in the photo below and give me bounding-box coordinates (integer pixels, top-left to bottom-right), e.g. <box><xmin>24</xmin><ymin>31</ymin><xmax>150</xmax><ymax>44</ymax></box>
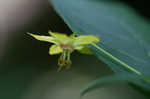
<box><xmin>60</xmin><ymin>44</ymin><xmax>74</xmax><ymax>50</ymax></box>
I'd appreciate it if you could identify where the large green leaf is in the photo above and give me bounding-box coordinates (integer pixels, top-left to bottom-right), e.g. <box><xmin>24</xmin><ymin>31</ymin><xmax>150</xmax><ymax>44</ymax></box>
<box><xmin>49</xmin><ymin>0</ymin><xmax>150</xmax><ymax>94</ymax></box>
<box><xmin>81</xmin><ymin>73</ymin><xmax>150</xmax><ymax>96</ymax></box>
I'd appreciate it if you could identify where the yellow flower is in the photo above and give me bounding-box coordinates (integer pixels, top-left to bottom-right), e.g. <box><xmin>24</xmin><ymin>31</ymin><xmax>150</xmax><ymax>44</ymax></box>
<box><xmin>27</xmin><ymin>31</ymin><xmax>100</xmax><ymax>71</ymax></box>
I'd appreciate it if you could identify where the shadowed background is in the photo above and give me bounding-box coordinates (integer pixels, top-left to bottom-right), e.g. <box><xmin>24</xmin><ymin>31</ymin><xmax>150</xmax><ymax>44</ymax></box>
<box><xmin>0</xmin><ymin>0</ymin><xmax>149</xmax><ymax>99</ymax></box>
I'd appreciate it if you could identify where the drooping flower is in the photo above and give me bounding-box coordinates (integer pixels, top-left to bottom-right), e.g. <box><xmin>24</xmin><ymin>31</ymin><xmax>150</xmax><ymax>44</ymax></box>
<box><xmin>27</xmin><ymin>31</ymin><xmax>100</xmax><ymax>71</ymax></box>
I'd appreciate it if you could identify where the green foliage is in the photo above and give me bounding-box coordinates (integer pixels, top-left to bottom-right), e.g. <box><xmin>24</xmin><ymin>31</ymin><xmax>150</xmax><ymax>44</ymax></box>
<box><xmin>81</xmin><ymin>73</ymin><xmax>150</xmax><ymax>96</ymax></box>
<box><xmin>49</xmin><ymin>0</ymin><xmax>150</xmax><ymax>97</ymax></box>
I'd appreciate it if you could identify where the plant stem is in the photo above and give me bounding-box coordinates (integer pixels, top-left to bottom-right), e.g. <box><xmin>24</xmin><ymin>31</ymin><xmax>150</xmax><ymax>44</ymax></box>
<box><xmin>91</xmin><ymin>43</ymin><xmax>142</xmax><ymax>75</ymax></box>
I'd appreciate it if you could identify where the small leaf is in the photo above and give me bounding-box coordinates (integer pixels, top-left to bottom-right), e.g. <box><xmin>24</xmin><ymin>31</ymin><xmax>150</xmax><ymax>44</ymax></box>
<box><xmin>49</xmin><ymin>45</ymin><xmax>63</xmax><ymax>55</ymax></box>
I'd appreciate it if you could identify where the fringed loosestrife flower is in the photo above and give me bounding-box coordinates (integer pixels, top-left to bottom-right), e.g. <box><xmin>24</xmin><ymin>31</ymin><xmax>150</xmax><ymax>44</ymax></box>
<box><xmin>27</xmin><ymin>31</ymin><xmax>100</xmax><ymax>71</ymax></box>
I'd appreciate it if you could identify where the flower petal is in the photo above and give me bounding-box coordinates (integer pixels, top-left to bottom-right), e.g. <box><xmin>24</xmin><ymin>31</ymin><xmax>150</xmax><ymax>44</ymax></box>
<box><xmin>77</xmin><ymin>45</ymin><xmax>93</xmax><ymax>55</ymax></box>
<box><xmin>69</xmin><ymin>32</ymin><xmax>77</xmax><ymax>38</ymax></box>
<box><xmin>75</xmin><ymin>35</ymin><xmax>100</xmax><ymax>45</ymax></box>
<box><xmin>48</xmin><ymin>31</ymin><xmax>68</xmax><ymax>38</ymax></box>
<box><xmin>48</xmin><ymin>31</ymin><xmax>75</xmax><ymax>44</ymax></box>
<box><xmin>49</xmin><ymin>45</ymin><xmax>63</xmax><ymax>55</ymax></box>
<box><xmin>27</xmin><ymin>33</ymin><xmax>56</xmax><ymax>43</ymax></box>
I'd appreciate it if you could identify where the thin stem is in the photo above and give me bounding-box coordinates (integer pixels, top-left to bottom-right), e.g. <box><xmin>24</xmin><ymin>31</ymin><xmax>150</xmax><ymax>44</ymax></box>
<box><xmin>63</xmin><ymin>50</ymin><xmax>67</xmax><ymax>61</ymax></box>
<box><xmin>67</xmin><ymin>50</ymin><xmax>71</xmax><ymax>61</ymax></box>
<box><xmin>66</xmin><ymin>50</ymin><xmax>72</xmax><ymax>69</ymax></box>
<box><xmin>91</xmin><ymin>43</ymin><xmax>142</xmax><ymax>75</ymax></box>
<box><xmin>57</xmin><ymin>50</ymin><xmax>66</xmax><ymax>72</ymax></box>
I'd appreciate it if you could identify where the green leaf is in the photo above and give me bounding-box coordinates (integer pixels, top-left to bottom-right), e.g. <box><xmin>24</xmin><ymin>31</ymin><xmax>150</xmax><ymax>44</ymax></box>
<box><xmin>49</xmin><ymin>0</ymin><xmax>150</xmax><ymax>94</ymax></box>
<box><xmin>50</xmin><ymin>0</ymin><xmax>150</xmax><ymax>74</ymax></box>
<box><xmin>145</xmin><ymin>76</ymin><xmax>150</xmax><ymax>81</ymax></box>
<box><xmin>81</xmin><ymin>73</ymin><xmax>150</xmax><ymax>97</ymax></box>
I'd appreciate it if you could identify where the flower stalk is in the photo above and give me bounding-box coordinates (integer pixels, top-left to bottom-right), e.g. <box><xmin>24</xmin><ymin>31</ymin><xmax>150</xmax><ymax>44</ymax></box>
<box><xmin>91</xmin><ymin>43</ymin><xmax>142</xmax><ymax>75</ymax></box>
